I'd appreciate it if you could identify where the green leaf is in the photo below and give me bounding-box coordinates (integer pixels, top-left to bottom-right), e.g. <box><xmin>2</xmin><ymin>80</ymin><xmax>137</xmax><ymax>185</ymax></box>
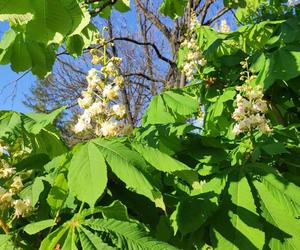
<box><xmin>26</xmin><ymin>0</ymin><xmax>89</xmax><ymax>44</ymax></box>
<box><xmin>40</xmin><ymin>225</ymin><xmax>69</xmax><ymax>250</ymax></box>
<box><xmin>262</xmin><ymin>48</ymin><xmax>300</xmax><ymax>89</ymax></box>
<box><xmin>162</xmin><ymin>90</ymin><xmax>199</xmax><ymax>116</ymax></box>
<box><xmin>142</xmin><ymin>95</ymin><xmax>177</xmax><ymax>125</ymax></box>
<box><xmin>133</xmin><ymin>144</ymin><xmax>200</xmax><ymax>188</ymax></box>
<box><xmin>211</xmin><ymin>170</ymin><xmax>264</xmax><ymax>250</ymax></box>
<box><xmin>114</xmin><ymin>0</ymin><xmax>130</xmax><ymax>12</ymax></box>
<box><xmin>98</xmin><ymin>200</ymin><xmax>130</xmax><ymax>221</ymax></box>
<box><xmin>159</xmin><ymin>0</ymin><xmax>187</xmax><ymax>19</ymax></box>
<box><xmin>11</xmin><ymin>34</ymin><xmax>32</xmax><ymax>72</ymax></box>
<box><xmin>31</xmin><ymin>129</ymin><xmax>68</xmax><ymax>159</ymax></box>
<box><xmin>254</xmin><ymin>179</ymin><xmax>300</xmax><ymax>249</ymax></box>
<box><xmin>78</xmin><ymin>226</ymin><xmax>114</xmax><ymax>250</ymax></box>
<box><xmin>0</xmin><ymin>234</ymin><xmax>15</xmax><ymax>250</ymax></box>
<box><xmin>24</xmin><ymin>219</ymin><xmax>56</xmax><ymax>235</ymax></box>
<box><xmin>31</xmin><ymin>177</ymin><xmax>45</xmax><ymax>206</ymax></box>
<box><xmin>23</xmin><ymin>106</ymin><xmax>66</xmax><ymax>134</ymax></box>
<box><xmin>92</xmin><ymin>139</ymin><xmax>163</xmax><ymax>209</ymax></box>
<box><xmin>66</xmin><ymin>35</ymin><xmax>85</xmax><ymax>57</ymax></box>
<box><xmin>260</xmin><ymin>143</ymin><xmax>288</xmax><ymax>156</ymax></box>
<box><xmin>84</xmin><ymin>219</ymin><xmax>179</xmax><ymax>250</ymax></box>
<box><xmin>47</xmin><ymin>166</ymin><xmax>69</xmax><ymax>213</ymax></box>
<box><xmin>68</xmin><ymin>141</ymin><xmax>107</xmax><ymax>208</ymax></box>
<box><xmin>0</xmin><ymin>0</ymin><xmax>34</xmax><ymax>24</ymax></box>
<box><xmin>27</xmin><ymin>41</ymin><xmax>56</xmax><ymax>78</ymax></box>
<box><xmin>62</xmin><ymin>227</ymin><xmax>78</xmax><ymax>250</ymax></box>
<box><xmin>251</xmin><ymin>164</ymin><xmax>300</xmax><ymax>217</ymax></box>
<box><xmin>82</xmin><ymin>200</ymin><xmax>130</xmax><ymax>221</ymax></box>
<box><xmin>176</xmin><ymin>198</ymin><xmax>217</xmax><ymax>235</ymax></box>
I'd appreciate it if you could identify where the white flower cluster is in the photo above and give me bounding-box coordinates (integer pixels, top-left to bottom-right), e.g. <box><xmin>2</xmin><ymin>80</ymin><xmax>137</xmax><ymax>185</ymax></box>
<box><xmin>181</xmin><ymin>38</ymin><xmax>207</xmax><ymax>80</ymax></box>
<box><xmin>232</xmin><ymin>85</ymin><xmax>272</xmax><ymax>135</ymax></box>
<box><xmin>219</xmin><ymin>19</ymin><xmax>231</xmax><ymax>33</ymax></box>
<box><xmin>0</xmin><ymin>155</ymin><xmax>32</xmax><ymax>218</ymax></box>
<box><xmin>74</xmin><ymin>40</ymin><xmax>131</xmax><ymax>137</ymax></box>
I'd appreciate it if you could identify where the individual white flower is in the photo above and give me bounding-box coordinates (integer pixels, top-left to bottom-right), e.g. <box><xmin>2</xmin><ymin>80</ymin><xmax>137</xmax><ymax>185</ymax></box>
<box><xmin>247</xmin><ymin>89</ymin><xmax>263</xmax><ymax>100</ymax></box>
<box><xmin>74</xmin><ymin>112</ymin><xmax>91</xmax><ymax>134</ymax></box>
<box><xmin>10</xmin><ymin>176</ymin><xmax>23</xmax><ymax>193</ymax></box>
<box><xmin>87</xmin><ymin>101</ymin><xmax>106</xmax><ymax>117</ymax></box>
<box><xmin>87</xmin><ymin>75</ymin><xmax>101</xmax><ymax>89</ymax></box>
<box><xmin>78</xmin><ymin>94</ymin><xmax>93</xmax><ymax>109</ymax></box>
<box><xmin>0</xmin><ymin>188</ymin><xmax>13</xmax><ymax>209</ymax></box>
<box><xmin>106</xmin><ymin>62</ymin><xmax>114</xmax><ymax>72</ymax></box>
<box><xmin>103</xmin><ymin>85</ymin><xmax>119</xmax><ymax>100</ymax></box>
<box><xmin>114</xmin><ymin>76</ymin><xmax>124</xmax><ymax>86</ymax></box>
<box><xmin>258</xmin><ymin>123</ymin><xmax>272</xmax><ymax>134</ymax></box>
<box><xmin>0</xmin><ymin>160</ymin><xmax>15</xmax><ymax>179</ymax></box>
<box><xmin>253</xmin><ymin>100</ymin><xmax>268</xmax><ymax>113</ymax></box>
<box><xmin>198</xmin><ymin>58</ymin><xmax>207</xmax><ymax>66</ymax></box>
<box><xmin>91</xmin><ymin>56</ymin><xmax>101</xmax><ymax>65</ymax></box>
<box><xmin>220</xmin><ymin>19</ymin><xmax>231</xmax><ymax>33</ymax></box>
<box><xmin>13</xmin><ymin>199</ymin><xmax>32</xmax><ymax>218</ymax></box>
<box><xmin>86</xmin><ymin>68</ymin><xmax>98</xmax><ymax>81</ymax></box>
<box><xmin>74</xmin><ymin>119</ymin><xmax>86</xmax><ymax>134</ymax></box>
<box><xmin>100</xmin><ymin>121</ymin><xmax>118</xmax><ymax>137</ymax></box>
<box><xmin>112</xmin><ymin>104</ymin><xmax>126</xmax><ymax>118</ymax></box>
<box><xmin>232</xmin><ymin>124</ymin><xmax>242</xmax><ymax>135</ymax></box>
<box><xmin>101</xmin><ymin>62</ymin><xmax>116</xmax><ymax>76</ymax></box>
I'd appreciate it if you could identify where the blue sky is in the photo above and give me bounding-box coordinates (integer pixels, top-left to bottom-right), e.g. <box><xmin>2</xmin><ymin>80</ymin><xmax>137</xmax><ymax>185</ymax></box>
<box><xmin>0</xmin><ymin>22</ymin><xmax>33</xmax><ymax>112</ymax></box>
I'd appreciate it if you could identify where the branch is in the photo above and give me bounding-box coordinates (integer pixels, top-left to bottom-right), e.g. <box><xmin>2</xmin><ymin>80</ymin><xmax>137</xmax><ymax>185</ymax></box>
<box><xmin>124</xmin><ymin>73</ymin><xmax>166</xmax><ymax>83</ymax></box>
<box><xmin>204</xmin><ymin>7</ymin><xmax>231</xmax><ymax>25</ymax></box>
<box><xmin>111</xmin><ymin>37</ymin><xmax>176</xmax><ymax>67</ymax></box>
<box><xmin>135</xmin><ymin>0</ymin><xmax>171</xmax><ymax>40</ymax></box>
<box><xmin>200</xmin><ymin>0</ymin><xmax>215</xmax><ymax>24</ymax></box>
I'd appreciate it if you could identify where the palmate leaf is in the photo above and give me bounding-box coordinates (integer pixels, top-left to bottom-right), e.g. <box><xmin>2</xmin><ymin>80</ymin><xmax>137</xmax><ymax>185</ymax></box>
<box><xmin>92</xmin><ymin>138</ymin><xmax>165</xmax><ymax>210</ymax></box>
<box><xmin>211</xmin><ymin>170</ymin><xmax>264</xmax><ymax>250</ymax></box>
<box><xmin>84</xmin><ymin>218</ymin><xmax>179</xmax><ymax>250</ymax></box>
<box><xmin>68</xmin><ymin>141</ymin><xmax>107</xmax><ymax>208</ymax></box>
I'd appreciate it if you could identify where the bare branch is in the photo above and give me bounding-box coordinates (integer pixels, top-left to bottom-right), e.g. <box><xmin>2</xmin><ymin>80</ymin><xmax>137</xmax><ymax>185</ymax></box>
<box><xmin>200</xmin><ymin>0</ymin><xmax>215</xmax><ymax>24</ymax></box>
<box><xmin>124</xmin><ymin>73</ymin><xmax>165</xmax><ymax>83</ymax></box>
<box><xmin>112</xmin><ymin>37</ymin><xmax>176</xmax><ymax>67</ymax></box>
<box><xmin>135</xmin><ymin>0</ymin><xmax>171</xmax><ymax>40</ymax></box>
<box><xmin>204</xmin><ymin>7</ymin><xmax>231</xmax><ymax>25</ymax></box>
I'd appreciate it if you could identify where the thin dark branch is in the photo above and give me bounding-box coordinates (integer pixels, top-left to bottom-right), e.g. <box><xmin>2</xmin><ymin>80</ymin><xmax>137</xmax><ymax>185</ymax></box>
<box><xmin>204</xmin><ymin>7</ymin><xmax>231</xmax><ymax>25</ymax></box>
<box><xmin>112</xmin><ymin>37</ymin><xmax>176</xmax><ymax>67</ymax></box>
<box><xmin>124</xmin><ymin>73</ymin><xmax>165</xmax><ymax>83</ymax></box>
<box><xmin>200</xmin><ymin>0</ymin><xmax>215</xmax><ymax>24</ymax></box>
